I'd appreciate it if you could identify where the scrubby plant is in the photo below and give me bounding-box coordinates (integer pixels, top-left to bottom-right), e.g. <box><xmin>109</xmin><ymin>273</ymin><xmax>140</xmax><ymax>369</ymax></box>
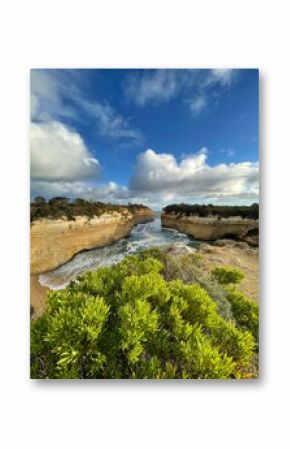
<box><xmin>163</xmin><ymin>203</ymin><xmax>259</xmax><ymax>220</ymax></box>
<box><xmin>163</xmin><ymin>254</ymin><xmax>234</xmax><ymax>320</ymax></box>
<box><xmin>30</xmin><ymin>197</ymin><xmax>151</xmax><ymax>223</ymax></box>
<box><xmin>211</xmin><ymin>265</ymin><xmax>259</xmax><ymax>346</ymax></box>
<box><xmin>212</xmin><ymin>266</ymin><xmax>244</xmax><ymax>285</ymax></box>
<box><xmin>225</xmin><ymin>287</ymin><xmax>259</xmax><ymax>345</ymax></box>
<box><xmin>31</xmin><ymin>252</ymin><xmax>257</xmax><ymax>379</ymax></box>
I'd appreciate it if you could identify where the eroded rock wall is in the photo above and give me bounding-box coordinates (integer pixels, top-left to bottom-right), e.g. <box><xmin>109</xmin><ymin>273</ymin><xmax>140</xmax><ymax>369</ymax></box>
<box><xmin>31</xmin><ymin>208</ymin><xmax>154</xmax><ymax>274</ymax></box>
<box><xmin>161</xmin><ymin>213</ymin><xmax>258</xmax><ymax>245</ymax></box>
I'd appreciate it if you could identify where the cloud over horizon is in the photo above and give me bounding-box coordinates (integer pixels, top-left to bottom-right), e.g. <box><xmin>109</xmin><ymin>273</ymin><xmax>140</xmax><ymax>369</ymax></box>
<box><xmin>129</xmin><ymin>148</ymin><xmax>259</xmax><ymax>203</ymax></box>
<box><xmin>32</xmin><ymin>145</ymin><xmax>259</xmax><ymax>209</ymax></box>
<box><xmin>30</xmin><ymin>121</ymin><xmax>101</xmax><ymax>182</ymax></box>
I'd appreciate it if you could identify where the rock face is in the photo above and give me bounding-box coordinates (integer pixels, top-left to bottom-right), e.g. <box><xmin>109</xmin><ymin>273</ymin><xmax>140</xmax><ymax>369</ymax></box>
<box><xmin>31</xmin><ymin>208</ymin><xmax>154</xmax><ymax>275</ymax></box>
<box><xmin>161</xmin><ymin>213</ymin><xmax>259</xmax><ymax>246</ymax></box>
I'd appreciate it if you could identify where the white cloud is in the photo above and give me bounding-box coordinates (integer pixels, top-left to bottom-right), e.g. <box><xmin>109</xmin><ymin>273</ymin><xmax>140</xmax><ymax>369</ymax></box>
<box><xmin>207</xmin><ymin>69</ymin><xmax>236</xmax><ymax>87</ymax></box>
<box><xmin>31</xmin><ymin>180</ymin><xmax>136</xmax><ymax>203</ymax></box>
<box><xmin>30</xmin><ymin>70</ymin><xmax>76</xmax><ymax>121</ymax></box>
<box><xmin>124</xmin><ymin>69</ymin><xmax>237</xmax><ymax>116</ymax></box>
<box><xmin>30</xmin><ymin>121</ymin><xmax>101</xmax><ymax>182</ymax></box>
<box><xmin>31</xmin><ymin>146</ymin><xmax>259</xmax><ymax>208</ymax></box>
<box><xmin>220</xmin><ymin>148</ymin><xmax>236</xmax><ymax>157</ymax></box>
<box><xmin>30</xmin><ymin>70</ymin><xmax>57</xmax><ymax>121</ymax></box>
<box><xmin>129</xmin><ymin>148</ymin><xmax>259</xmax><ymax>202</ymax></box>
<box><xmin>124</xmin><ymin>70</ymin><xmax>181</xmax><ymax>106</ymax></box>
<box><xmin>189</xmin><ymin>95</ymin><xmax>207</xmax><ymax>115</ymax></box>
<box><xmin>31</xmin><ymin>69</ymin><xmax>142</xmax><ymax>144</ymax></box>
<box><xmin>82</xmin><ymin>100</ymin><xmax>143</xmax><ymax>142</ymax></box>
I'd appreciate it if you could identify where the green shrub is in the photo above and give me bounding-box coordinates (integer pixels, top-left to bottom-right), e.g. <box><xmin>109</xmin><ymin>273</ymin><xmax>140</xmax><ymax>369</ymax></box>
<box><xmin>212</xmin><ymin>266</ymin><xmax>244</xmax><ymax>285</ymax></box>
<box><xmin>225</xmin><ymin>287</ymin><xmax>259</xmax><ymax>344</ymax></box>
<box><xmin>163</xmin><ymin>203</ymin><xmax>259</xmax><ymax>220</ymax></box>
<box><xmin>163</xmin><ymin>254</ymin><xmax>234</xmax><ymax>320</ymax></box>
<box><xmin>31</xmin><ymin>253</ymin><xmax>256</xmax><ymax>379</ymax></box>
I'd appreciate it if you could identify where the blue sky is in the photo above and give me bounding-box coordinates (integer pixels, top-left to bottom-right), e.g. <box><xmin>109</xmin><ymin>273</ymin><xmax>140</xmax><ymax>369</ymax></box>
<box><xmin>30</xmin><ymin>69</ymin><xmax>259</xmax><ymax>208</ymax></box>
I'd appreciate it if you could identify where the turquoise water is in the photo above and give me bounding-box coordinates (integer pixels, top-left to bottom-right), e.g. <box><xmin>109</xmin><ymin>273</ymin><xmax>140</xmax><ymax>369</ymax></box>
<box><xmin>39</xmin><ymin>213</ymin><xmax>200</xmax><ymax>290</ymax></box>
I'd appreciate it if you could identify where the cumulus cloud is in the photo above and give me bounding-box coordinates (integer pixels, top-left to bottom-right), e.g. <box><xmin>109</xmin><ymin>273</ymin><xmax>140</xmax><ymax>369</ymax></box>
<box><xmin>31</xmin><ymin>146</ymin><xmax>259</xmax><ymax>207</ymax></box>
<box><xmin>30</xmin><ymin>180</ymin><xmax>143</xmax><ymax>204</ymax></box>
<box><xmin>31</xmin><ymin>177</ymin><xmax>150</xmax><ymax>207</ymax></box>
<box><xmin>124</xmin><ymin>69</ymin><xmax>237</xmax><ymax>115</ymax></box>
<box><xmin>30</xmin><ymin>121</ymin><xmax>101</xmax><ymax>182</ymax></box>
<box><xmin>129</xmin><ymin>148</ymin><xmax>259</xmax><ymax>202</ymax></box>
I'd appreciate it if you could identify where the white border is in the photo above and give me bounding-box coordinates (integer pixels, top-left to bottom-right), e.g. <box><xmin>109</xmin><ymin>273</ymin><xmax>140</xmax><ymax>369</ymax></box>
<box><xmin>1</xmin><ymin>1</ymin><xmax>289</xmax><ymax>448</ymax></box>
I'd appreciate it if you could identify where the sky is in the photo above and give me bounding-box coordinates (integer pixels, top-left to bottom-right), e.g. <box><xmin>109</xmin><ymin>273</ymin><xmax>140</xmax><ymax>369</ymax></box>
<box><xmin>30</xmin><ymin>68</ymin><xmax>259</xmax><ymax>209</ymax></box>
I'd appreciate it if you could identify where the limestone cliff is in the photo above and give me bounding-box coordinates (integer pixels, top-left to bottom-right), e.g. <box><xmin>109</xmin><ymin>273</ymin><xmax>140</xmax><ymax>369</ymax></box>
<box><xmin>31</xmin><ymin>208</ymin><xmax>154</xmax><ymax>274</ymax></box>
<box><xmin>161</xmin><ymin>213</ymin><xmax>259</xmax><ymax>245</ymax></box>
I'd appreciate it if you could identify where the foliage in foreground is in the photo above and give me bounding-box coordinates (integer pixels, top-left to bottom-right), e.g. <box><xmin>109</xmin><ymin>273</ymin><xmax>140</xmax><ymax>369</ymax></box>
<box><xmin>31</xmin><ymin>250</ymin><xmax>258</xmax><ymax>379</ymax></box>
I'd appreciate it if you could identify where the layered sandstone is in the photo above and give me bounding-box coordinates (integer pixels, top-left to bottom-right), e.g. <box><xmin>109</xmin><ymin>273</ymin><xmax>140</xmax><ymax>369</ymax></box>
<box><xmin>31</xmin><ymin>208</ymin><xmax>154</xmax><ymax>275</ymax></box>
<box><xmin>161</xmin><ymin>213</ymin><xmax>259</xmax><ymax>245</ymax></box>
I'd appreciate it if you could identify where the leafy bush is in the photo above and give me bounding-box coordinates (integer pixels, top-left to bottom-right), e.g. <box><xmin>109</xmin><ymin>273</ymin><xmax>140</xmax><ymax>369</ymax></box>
<box><xmin>212</xmin><ymin>266</ymin><xmax>244</xmax><ymax>285</ymax></box>
<box><xmin>31</xmin><ymin>253</ymin><xmax>256</xmax><ymax>379</ymax></box>
<box><xmin>225</xmin><ymin>287</ymin><xmax>259</xmax><ymax>344</ymax></box>
<box><xmin>211</xmin><ymin>265</ymin><xmax>259</xmax><ymax>348</ymax></box>
<box><xmin>163</xmin><ymin>253</ymin><xmax>234</xmax><ymax>321</ymax></box>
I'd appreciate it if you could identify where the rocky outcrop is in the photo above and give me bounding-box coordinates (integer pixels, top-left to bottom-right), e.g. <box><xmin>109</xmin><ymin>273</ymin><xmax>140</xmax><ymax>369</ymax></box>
<box><xmin>31</xmin><ymin>208</ymin><xmax>154</xmax><ymax>274</ymax></box>
<box><xmin>161</xmin><ymin>213</ymin><xmax>259</xmax><ymax>246</ymax></box>
<box><xmin>160</xmin><ymin>241</ymin><xmax>258</xmax><ymax>301</ymax></box>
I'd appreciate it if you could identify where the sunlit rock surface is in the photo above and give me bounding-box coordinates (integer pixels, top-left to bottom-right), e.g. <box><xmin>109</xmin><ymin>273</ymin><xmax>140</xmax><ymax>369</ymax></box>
<box><xmin>161</xmin><ymin>213</ymin><xmax>259</xmax><ymax>245</ymax></box>
<box><xmin>30</xmin><ymin>208</ymin><xmax>154</xmax><ymax>274</ymax></box>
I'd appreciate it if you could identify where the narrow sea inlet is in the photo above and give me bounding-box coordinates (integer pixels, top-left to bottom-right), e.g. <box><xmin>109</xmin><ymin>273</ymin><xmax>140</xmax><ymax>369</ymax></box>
<box><xmin>39</xmin><ymin>213</ymin><xmax>199</xmax><ymax>290</ymax></box>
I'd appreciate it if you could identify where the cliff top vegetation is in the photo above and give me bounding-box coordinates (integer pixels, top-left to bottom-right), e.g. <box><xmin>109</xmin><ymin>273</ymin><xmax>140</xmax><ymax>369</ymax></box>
<box><xmin>162</xmin><ymin>203</ymin><xmax>259</xmax><ymax>220</ymax></box>
<box><xmin>30</xmin><ymin>197</ymin><xmax>151</xmax><ymax>223</ymax></box>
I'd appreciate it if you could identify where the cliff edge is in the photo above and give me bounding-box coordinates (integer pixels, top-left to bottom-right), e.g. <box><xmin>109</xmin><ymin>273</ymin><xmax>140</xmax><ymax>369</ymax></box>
<box><xmin>31</xmin><ymin>207</ymin><xmax>154</xmax><ymax>274</ymax></box>
<box><xmin>161</xmin><ymin>213</ymin><xmax>258</xmax><ymax>246</ymax></box>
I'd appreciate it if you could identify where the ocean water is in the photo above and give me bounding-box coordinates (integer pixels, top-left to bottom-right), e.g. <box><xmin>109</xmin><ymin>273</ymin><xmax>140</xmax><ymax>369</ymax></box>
<box><xmin>39</xmin><ymin>212</ymin><xmax>200</xmax><ymax>290</ymax></box>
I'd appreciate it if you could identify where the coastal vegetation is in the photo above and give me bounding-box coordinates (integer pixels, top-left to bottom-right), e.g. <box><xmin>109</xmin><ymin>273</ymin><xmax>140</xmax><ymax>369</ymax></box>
<box><xmin>31</xmin><ymin>197</ymin><xmax>150</xmax><ymax>223</ymax></box>
<box><xmin>31</xmin><ymin>248</ymin><xmax>259</xmax><ymax>379</ymax></box>
<box><xmin>162</xmin><ymin>203</ymin><xmax>259</xmax><ymax>220</ymax></box>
